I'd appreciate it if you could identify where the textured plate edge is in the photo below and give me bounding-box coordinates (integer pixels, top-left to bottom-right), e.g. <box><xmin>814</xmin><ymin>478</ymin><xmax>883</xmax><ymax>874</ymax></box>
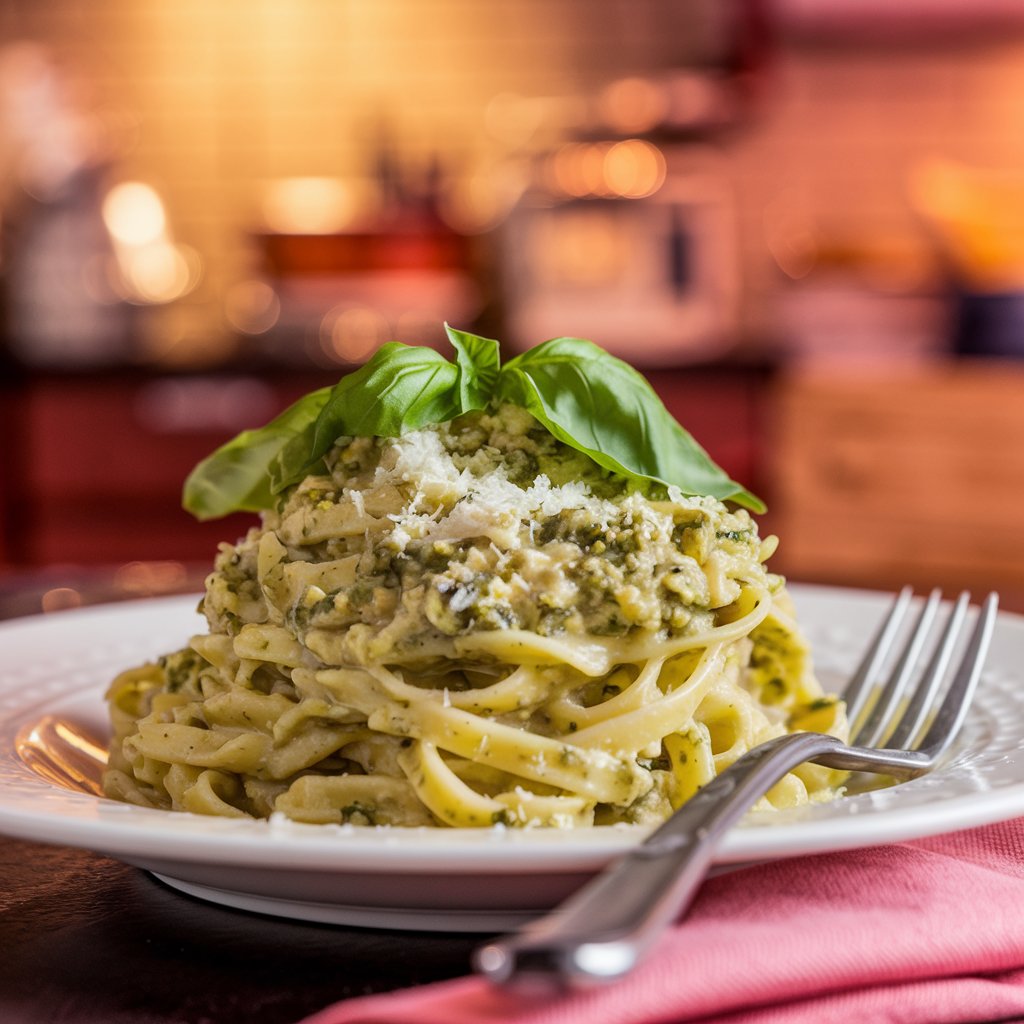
<box><xmin>150</xmin><ymin>873</ymin><xmax>541</xmax><ymax>932</ymax></box>
<box><xmin>0</xmin><ymin>585</ymin><xmax>1021</xmax><ymax>876</ymax></box>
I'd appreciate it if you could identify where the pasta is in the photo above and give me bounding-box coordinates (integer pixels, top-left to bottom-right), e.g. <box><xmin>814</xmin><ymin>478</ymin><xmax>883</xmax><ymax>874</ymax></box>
<box><xmin>103</xmin><ymin>404</ymin><xmax>848</xmax><ymax>828</ymax></box>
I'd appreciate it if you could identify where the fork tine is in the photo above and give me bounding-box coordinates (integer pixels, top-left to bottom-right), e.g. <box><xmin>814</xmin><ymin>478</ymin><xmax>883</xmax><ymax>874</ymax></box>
<box><xmin>884</xmin><ymin>591</ymin><xmax>970</xmax><ymax>750</ymax></box>
<box><xmin>478</xmin><ymin>587</ymin><xmax>1001</xmax><ymax>990</ymax></box>
<box><xmin>915</xmin><ymin>591</ymin><xmax>998</xmax><ymax>758</ymax></box>
<box><xmin>852</xmin><ymin>588</ymin><xmax>943</xmax><ymax>748</ymax></box>
<box><xmin>843</xmin><ymin>585</ymin><xmax>914</xmax><ymax>726</ymax></box>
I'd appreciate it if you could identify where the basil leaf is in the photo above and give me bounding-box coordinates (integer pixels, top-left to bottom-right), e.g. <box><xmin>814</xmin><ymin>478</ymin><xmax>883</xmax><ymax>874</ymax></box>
<box><xmin>271</xmin><ymin>342</ymin><xmax>462</xmax><ymax>493</ymax></box>
<box><xmin>498</xmin><ymin>337</ymin><xmax>764</xmax><ymax>512</ymax></box>
<box><xmin>183</xmin><ymin>327</ymin><xmax>763</xmax><ymax>520</ymax></box>
<box><xmin>445</xmin><ymin>322</ymin><xmax>500</xmax><ymax>411</ymax></box>
<box><xmin>182</xmin><ymin>387</ymin><xmax>331</xmax><ymax>521</ymax></box>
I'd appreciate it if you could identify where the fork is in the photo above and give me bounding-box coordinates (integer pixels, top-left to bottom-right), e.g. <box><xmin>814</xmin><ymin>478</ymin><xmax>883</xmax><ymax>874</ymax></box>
<box><xmin>474</xmin><ymin>587</ymin><xmax>999</xmax><ymax>992</ymax></box>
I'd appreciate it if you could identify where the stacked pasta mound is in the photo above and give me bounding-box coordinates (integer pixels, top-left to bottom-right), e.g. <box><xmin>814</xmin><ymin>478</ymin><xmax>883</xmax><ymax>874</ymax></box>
<box><xmin>104</xmin><ymin>406</ymin><xmax>848</xmax><ymax>828</ymax></box>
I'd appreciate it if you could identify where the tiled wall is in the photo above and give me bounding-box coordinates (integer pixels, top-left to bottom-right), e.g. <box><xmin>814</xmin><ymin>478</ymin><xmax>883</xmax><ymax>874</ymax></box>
<box><xmin>4</xmin><ymin>1</ymin><xmax>1024</xmax><ymax>357</ymax></box>
<box><xmin>733</xmin><ymin>38</ymin><xmax>1024</xmax><ymax>341</ymax></box>
<box><xmin>0</xmin><ymin>2</ymin><xmax>720</xmax><ymax>313</ymax></box>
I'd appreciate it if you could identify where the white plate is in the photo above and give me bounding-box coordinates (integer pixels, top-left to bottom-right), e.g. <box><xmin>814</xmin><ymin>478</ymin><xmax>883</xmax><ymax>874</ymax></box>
<box><xmin>0</xmin><ymin>584</ymin><xmax>1021</xmax><ymax>931</ymax></box>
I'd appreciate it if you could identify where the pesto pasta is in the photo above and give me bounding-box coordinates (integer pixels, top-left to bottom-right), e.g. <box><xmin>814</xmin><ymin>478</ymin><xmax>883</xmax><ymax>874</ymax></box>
<box><xmin>103</xmin><ymin>403</ymin><xmax>848</xmax><ymax>828</ymax></box>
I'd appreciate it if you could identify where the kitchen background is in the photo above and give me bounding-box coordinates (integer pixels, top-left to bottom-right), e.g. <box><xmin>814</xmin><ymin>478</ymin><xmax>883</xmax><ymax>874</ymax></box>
<box><xmin>2</xmin><ymin>0</ymin><xmax>1023</xmax><ymax>616</ymax></box>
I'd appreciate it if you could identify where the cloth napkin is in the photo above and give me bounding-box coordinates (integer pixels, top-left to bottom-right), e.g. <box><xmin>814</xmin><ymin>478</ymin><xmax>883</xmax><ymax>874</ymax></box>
<box><xmin>301</xmin><ymin>818</ymin><xmax>1024</xmax><ymax>1024</ymax></box>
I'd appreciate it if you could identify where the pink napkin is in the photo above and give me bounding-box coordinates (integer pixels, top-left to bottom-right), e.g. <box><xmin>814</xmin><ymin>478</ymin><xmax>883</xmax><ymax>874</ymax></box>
<box><xmin>301</xmin><ymin>818</ymin><xmax>1024</xmax><ymax>1024</ymax></box>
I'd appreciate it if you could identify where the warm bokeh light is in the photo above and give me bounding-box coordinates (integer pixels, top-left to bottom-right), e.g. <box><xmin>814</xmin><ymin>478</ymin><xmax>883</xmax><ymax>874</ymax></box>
<box><xmin>599</xmin><ymin>76</ymin><xmax>667</xmax><ymax>133</ymax></box>
<box><xmin>437</xmin><ymin>161</ymin><xmax>530</xmax><ymax>233</ymax></box>
<box><xmin>319</xmin><ymin>305</ymin><xmax>389</xmax><ymax>363</ymax></box>
<box><xmin>549</xmin><ymin>139</ymin><xmax>666</xmax><ymax>199</ymax></box>
<box><xmin>101</xmin><ymin>180</ymin><xmax>199</xmax><ymax>305</ymax></box>
<box><xmin>119</xmin><ymin>240</ymin><xmax>193</xmax><ymax>303</ymax></box>
<box><xmin>551</xmin><ymin>143</ymin><xmax>587</xmax><ymax>197</ymax></box>
<box><xmin>224</xmin><ymin>279</ymin><xmax>281</xmax><ymax>335</ymax></box>
<box><xmin>102</xmin><ymin>181</ymin><xmax>167</xmax><ymax>246</ymax></box>
<box><xmin>603</xmin><ymin>139</ymin><xmax>666</xmax><ymax>198</ymax></box>
<box><xmin>909</xmin><ymin>157</ymin><xmax>1024</xmax><ymax>290</ymax></box>
<box><xmin>40</xmin><ymin>587</ymin><xmax>82</xmax><ymax>613</ymax></box>
<box><xmin>533</xmin><ymin>208</ymin><xmax>624</xmax><ymax>286</ymax></box>
<box><xmin>262</xmin><ymin>177</ymin><xmax>358</xmax><ymax>235</ymax></box>
<box><xmin>552</xmin><ymin>142</ymin><xmax>609</xmax><ymax>198</ymax></box>
<box><xmin>113</xmin><ymin>560</ymin><xmax>188</xmax><ymax>594</ymax></box>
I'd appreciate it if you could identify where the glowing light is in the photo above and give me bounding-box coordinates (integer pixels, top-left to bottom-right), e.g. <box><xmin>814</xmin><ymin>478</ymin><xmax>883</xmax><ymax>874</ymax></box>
<box><xmin>114</xmin><ymin>561</ymin><xmax>188</xmax><ymax>594</ymax></box>
<box><xmin>603</xmin><ymin>139</ymin><xmax>666</xmax><ymax>198</ymax></box>
<box><xmin>438</xmin><ymin>162</ymin><xmax>529</xmax><ymax>234</ymax></box>
<box><xmin>599</xmin><ymin>77</ymin><xmax>667</xmax><ymax>133</ymax></box>
<box><xmin>263</xmin><ymin>177</ymin><xmax>355</xmax><ymax>234</ymax></box>
<box><xmin>552</xmin><ymin>143</ymin><xmax>610</xmax><ymax>198</ymax></box>
<box><xmin>549</xmin><ymin>140</ymin><xmax>665</xmax><ymax>200</ymax></box>
<box><xmin>102</xmin><ymin>182</ymin><xmax>167</xmax><ymax>246</ymax></box>
<box><xmin>101</xmin><ymin>180</ymin><xmax>199</xmax><ymax>305</ymax></box>
<box><xmin>224</xmin><ymin>279</ymin><xmax>280</xmax><ymax>335</ymax></box>
<box><xmin>580</xmin><ymin>144</ymin><xmax>609</xmax><ymax>196</ymax></box>
<box><xmin>319</xmin><ymin>306</ymin><xmax>388</xmax><ymax>363</ymax></box>
<box><xmin>121</xmin><ymin>241</ymin><xmax>192</xmax><ymax>303</ymax></box>
<box><xmin>41</xmin><ymin>588</ymin><xmax>82</xmax><ymax>613</ymax></box>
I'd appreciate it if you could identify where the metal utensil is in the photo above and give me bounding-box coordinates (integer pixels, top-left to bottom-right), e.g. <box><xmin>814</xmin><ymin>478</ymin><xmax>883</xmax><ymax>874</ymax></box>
<box><xmin>475</xmin><ymin>588</ymin><xmax>999</xmax><ymax>992</ymax></box>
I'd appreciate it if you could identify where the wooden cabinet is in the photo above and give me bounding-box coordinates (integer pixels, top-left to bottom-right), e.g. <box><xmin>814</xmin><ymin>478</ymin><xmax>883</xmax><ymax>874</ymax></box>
<box><xmin>7</xmin><ymin>359</ymin><xmax>1021</xmax><ymax>607</ymax></box>
<box><xmin>767</xmin><ymin>362</ymin><xmax>1024</xmax><ymax>604</ymax></box>
<box><xmin>1</xmin><ymin>371</ymin><xmax>330</xmax><ymax>566</ymax></box>
<box><xmin>0</xmin><ymin>366</ymin><xmax>766</xmax><ymax>569</ymax></box>
<box><xmin>4</xmin><ymin>360</ymin><xmax>1020</xmax><ymax>615</ymax></box>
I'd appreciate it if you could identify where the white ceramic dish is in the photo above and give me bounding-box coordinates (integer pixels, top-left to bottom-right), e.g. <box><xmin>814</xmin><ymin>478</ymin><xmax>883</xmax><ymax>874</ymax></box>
<box><xmin>0</xmin><ymin>584</ymin><xmax>1021</xmax><ymax>931</ymax></box>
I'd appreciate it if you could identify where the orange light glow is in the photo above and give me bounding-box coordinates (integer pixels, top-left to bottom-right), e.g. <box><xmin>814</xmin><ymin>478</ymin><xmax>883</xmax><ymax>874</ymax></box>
<box><xmin>102</xmin><ymin>181</ymin><xmax>167</xmax><ymax>246</ymax></box>
<box><xmin>262</xmin><ymin>177</ymin><xmax>357</xmax><ymax>235</ymax></box>
<box><xmin>552</xmin><ymin>143</ymin><xmax>588</xmax><ymax>197</ymax></box>
<box><xmin>114</xmin><ymin>560</ymin><xmax>188</xmax><ymax>594</ymax></box>
<box><xmin>599</xmin><ymin>77</ymin><xmax>667</xmax><ymax>133</ymax></box>
<box><xmin>320</xmin><ymin>306</ymin><xmax>388</xmax><ymax>363</ymax></box>
<box><xmin>224</xmin><ymin>279</ymin><xmax>281</xmax><ymax>335</ymax></box>
<box><xmin>120</xmin><ymin>241</ymin><xmax>194</xmax><ymax>303</ymax></box>
<box><xmin>41</xmin><ymin>588</ymin><xmax>82</xmax><ymax>613</ymax></box>
<box><xmin>102</xmin><ymin>180</ymin><xmax>199</xmax><ymax>304</ymax></box>
<box><xmin>603</xmin><ymin>139</ymin><xmax>666</xmax><ymax>198</ymax></box>
<box><xmin>549</xmin><ymin>139</ymin><xmax>665</xmax><ymax>200</ymax></box>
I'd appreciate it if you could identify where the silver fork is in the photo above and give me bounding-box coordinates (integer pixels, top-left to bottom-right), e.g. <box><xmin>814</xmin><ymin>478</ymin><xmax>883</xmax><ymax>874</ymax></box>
<box><xmin>474</xmin><ymin>587</ymin><xmax>999</xmax><ymax>992</ymax></box>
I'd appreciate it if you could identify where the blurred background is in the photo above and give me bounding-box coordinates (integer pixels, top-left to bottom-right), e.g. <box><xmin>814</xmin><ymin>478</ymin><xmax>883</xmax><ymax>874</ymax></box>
<box><xmin>1</xmin><ymin>0</ymin><xmax>1023</xmax><ymax>618</ymax></box>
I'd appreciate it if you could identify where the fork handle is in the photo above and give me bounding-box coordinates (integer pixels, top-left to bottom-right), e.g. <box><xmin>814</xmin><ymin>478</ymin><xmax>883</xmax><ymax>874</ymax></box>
<box><xmin>474</xmin><ymin>731</ymin><xmax>851</xmax><ymax>992</ymax></box>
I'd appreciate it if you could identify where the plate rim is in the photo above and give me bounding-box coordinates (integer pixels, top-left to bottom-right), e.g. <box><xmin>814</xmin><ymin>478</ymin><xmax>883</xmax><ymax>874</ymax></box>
<box><xmin>1</xmin><ymin>583</ymin><xmax>1022</xmax><ymax>877</ymax></box>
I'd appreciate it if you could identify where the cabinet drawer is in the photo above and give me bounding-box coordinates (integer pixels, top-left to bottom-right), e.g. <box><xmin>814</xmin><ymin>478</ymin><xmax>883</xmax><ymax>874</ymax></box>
<box><xmin>23</xmin><ymin>374</ymin><xmax>325</xmax><ymax>499</ymax></box>
<box><xmin>769</xmin><ymin>363</ymin><xmax>1024</xmax><ymax>592</ymax></box>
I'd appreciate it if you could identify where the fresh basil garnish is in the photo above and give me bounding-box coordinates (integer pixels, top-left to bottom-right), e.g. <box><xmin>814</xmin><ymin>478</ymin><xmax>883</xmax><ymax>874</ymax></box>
<box><xmin>447</xmin><ymin>323</ymin><xmax>500</xmax><ymax>411</ymax></box>
<box><xmin>498</xmin><ymin>337</ymin><xmax>763</xmax><ymax>512</ymax></box>
<box><xmin>182</xmin><ymin>325</ymin><xmax>763</xmax><ymax>519</ymax></box>
<box><xmin>182</xmin><ymin>386</ymin><xmax>331</xmax><ymax>521</ymax></box>
<box><xmin>271</xmin><ymin>342</ymin><xmax>458</xmax><ymax>493</ymax></box>
<box><xmin>265</xmin><ymin>326</ymin><xmax>503</xmax><ymax>496</ymax></box>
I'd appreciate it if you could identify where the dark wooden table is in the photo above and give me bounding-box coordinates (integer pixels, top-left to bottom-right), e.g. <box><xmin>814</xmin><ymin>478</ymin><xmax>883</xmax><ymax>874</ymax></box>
<box><xmin>0</xmin><ymin>577</ymin><xmax>480</xmax><ymax>1024</ymax></box>
<box><xmin>0</xmin><ymin>834</ymin><xmax>477</xmax><ymax>1023</ymax></box>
